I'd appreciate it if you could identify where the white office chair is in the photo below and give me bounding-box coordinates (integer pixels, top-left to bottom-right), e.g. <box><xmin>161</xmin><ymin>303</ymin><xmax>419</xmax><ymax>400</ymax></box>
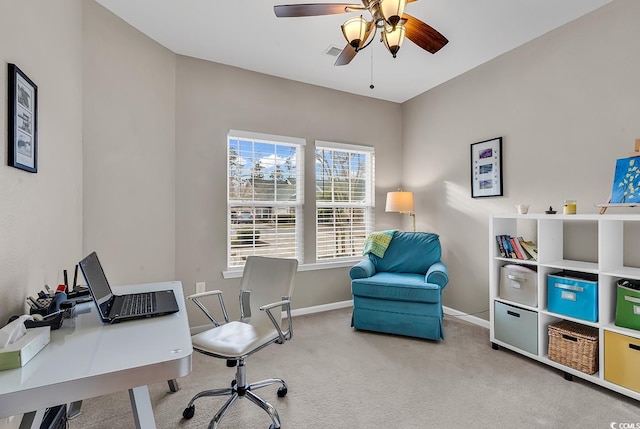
<box><xmin>182</xmin><ymin>256</ymin><xmax>298</xmax><ymax>429</ymax></box>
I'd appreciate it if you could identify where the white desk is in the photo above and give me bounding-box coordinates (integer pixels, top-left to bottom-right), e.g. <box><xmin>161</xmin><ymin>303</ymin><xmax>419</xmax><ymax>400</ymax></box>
<box><xmin>0</xmin><ymin>281</ymin><xmax>193</xmax><ymax>429</ymax></box>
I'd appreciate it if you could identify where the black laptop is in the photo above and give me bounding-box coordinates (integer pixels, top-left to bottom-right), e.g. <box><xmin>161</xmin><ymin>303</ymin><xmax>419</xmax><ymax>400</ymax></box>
<box><xmin>79</xmin><ymin>251</ymin><xmax>179</xmax><ymax>324</ymax></box>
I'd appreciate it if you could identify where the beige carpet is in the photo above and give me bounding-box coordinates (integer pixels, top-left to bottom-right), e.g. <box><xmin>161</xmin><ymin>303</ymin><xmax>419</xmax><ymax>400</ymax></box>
<box><xmin>69</xmin><ymin>309</ymin><xmax>639</xmax><ymax>428</ymax></box>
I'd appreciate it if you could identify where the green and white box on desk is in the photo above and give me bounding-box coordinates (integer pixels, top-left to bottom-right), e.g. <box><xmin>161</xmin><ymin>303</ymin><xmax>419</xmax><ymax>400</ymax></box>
<box><xmin>0</xmin><ymin>327</ymin><xmax>50</xmax><ymax>371</ymax></box>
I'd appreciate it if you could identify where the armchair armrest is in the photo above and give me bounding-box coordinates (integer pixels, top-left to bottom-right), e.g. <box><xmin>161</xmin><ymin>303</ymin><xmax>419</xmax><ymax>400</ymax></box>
<box><xmin>187</xmin><ymin>289</ymin><xmax>229</xmax><ymax>327</ymax></box>
<box><xmin>260</xmin><ymin>297</ymin><xmax>293</xmax><ymax>343</ymax></box>
<box><xmin>350</xmin><ymin>258</ymin><xmax>376</xmax><ymax>279</ymax></box>
<box><xmin>426</xmin><ymin>262</ymin><xmax>449</xmax><ymax>288</ymax></box>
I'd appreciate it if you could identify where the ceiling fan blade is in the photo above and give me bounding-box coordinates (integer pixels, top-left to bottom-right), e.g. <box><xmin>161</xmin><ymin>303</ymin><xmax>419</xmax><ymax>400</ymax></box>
<box><xmin>274</xmin><ymin>3</ymin><xmax>362</xmax><ymax>18</ymax></box>
<box><xmin>402</xmin><ymin>13</ymin><xmax>448</xmax><ymax>54</ymax></box>
<box><xmin>334</xmin><ymin>44</ymin><xmax>358</xmax><ymax>66</ymax></box>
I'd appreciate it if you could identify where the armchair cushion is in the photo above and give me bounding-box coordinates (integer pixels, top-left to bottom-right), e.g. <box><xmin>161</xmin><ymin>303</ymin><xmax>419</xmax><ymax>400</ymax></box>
<box><xmin>351</xmin><ymin>272</ymin><xmax>442</xmax><ymax>303</ymax></box>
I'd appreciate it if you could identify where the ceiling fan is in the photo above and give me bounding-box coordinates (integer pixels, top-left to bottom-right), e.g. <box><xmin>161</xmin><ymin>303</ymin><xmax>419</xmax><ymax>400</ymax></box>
<box><xmin>273</xmin><ymin>0</ymin><xmax>448</xmax><ymax>66</ymax></box>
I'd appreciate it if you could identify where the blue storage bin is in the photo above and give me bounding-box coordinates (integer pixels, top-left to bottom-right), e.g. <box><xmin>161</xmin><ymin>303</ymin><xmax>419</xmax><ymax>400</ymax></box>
<box><xmin>547</xmin><ymin>271</ymin><xmax>598</xmax><ymax>322</ymax></box>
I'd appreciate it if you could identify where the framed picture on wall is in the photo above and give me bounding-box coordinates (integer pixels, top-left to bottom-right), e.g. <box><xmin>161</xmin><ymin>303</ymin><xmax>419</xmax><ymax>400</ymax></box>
<box><xmin>8</xmin><ymin>63</ymin><xmax>38</xmax><ymax>173</ymax></box>
<box><xmin>470</xmin><ymin>137</ymin><xmax>502</xmax><ymax>198</ymax></box>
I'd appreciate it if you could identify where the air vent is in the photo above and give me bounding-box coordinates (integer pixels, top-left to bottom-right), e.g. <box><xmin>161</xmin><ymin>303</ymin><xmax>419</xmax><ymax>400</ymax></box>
<box><xmin>324</xmin><ymin>46</ymin><xmax>342</xmax><ymax>57</ymax></box>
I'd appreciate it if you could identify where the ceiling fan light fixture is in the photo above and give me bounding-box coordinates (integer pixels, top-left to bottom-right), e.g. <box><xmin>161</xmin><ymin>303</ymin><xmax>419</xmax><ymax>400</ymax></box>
<box><xmin>380</xmin><ymin>0</ymin><xmax>407</xmax><ymax>29</ymax></box>
<box><xmin>382</xmin><ymin>23</ymin><xmax>406</xmax><ymax>58</ymax></box>
<box><xmin>341</xmin><ymin>15</ymin><xmax>371</xmax><ymax>50</ymax></box>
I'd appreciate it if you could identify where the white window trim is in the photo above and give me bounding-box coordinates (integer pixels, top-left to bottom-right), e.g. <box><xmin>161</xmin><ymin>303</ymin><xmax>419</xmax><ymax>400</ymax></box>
<box><xmin>222</xmin><ymin>259</ymin><xmax>360</xmax><ymax>279</ymax></box>
<box><xmin>230</xmin><ymin>129</ymin><xmax>306</xmax><ymax>147</ymax></box>
<box><xmin>314</xmin><ymin>140</ymin><xmax>375</xmax><ymax>263</ymax></box>
<box><xmin>315</xmin><ymin>140</ymin><xmax>373</xmax><ymax>153</ymax></box>
<box><xmin>227</xmin><ymin>130</ymin><xmax>305</xmax><ymax>269</ymax></box>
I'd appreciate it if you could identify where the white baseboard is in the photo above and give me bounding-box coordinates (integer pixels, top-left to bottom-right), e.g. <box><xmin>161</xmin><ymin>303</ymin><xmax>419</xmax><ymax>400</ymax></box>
<box><xmin>190</xmin><ymin>300</ymin><xmax>489</xmax><ymax>334</ymax></box>
<box><xmin>443</xmin><ymin>306</ymin><xmax>490</xmax><ymax>330</ymax></box>
<box><xmin>290</xmin><ymin>300</ymin><xmax>353</xmax><ymax>317</ymax></box>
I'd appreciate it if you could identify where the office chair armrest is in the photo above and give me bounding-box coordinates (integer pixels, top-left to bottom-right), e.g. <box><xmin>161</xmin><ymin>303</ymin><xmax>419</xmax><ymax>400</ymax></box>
<box><xmin>259</xmin><ymin>300</ymin><xmax>290</xmax><ymax>311</ymax></box>
<box><xmin>187</xmin><ymin>290</ymin><xmax>230</xmax><ymax>326</ymax></box>
<box><xmin>260</xmin><ymin>299</ymin><xmax>293</xmax><ymax>344</ymax></box>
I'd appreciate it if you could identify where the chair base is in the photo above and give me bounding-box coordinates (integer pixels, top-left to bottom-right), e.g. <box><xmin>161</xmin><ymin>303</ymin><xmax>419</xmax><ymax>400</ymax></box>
<box><xmin>183</xmin><ymin>358</ymin><xmax>287</xmax><ymax>429</ymax></box>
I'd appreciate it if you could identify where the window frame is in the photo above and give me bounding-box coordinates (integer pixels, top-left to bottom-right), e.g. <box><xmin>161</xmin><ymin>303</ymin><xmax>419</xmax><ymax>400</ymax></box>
<box><xmin>314</xmin><ymin>140</ymin><xmax>375</xmax><ymax>263</ymax></box>
<box><xmin>227</xmin><ymin>130</ymin><xmax>305</xmax><ymax>270</ymax></box>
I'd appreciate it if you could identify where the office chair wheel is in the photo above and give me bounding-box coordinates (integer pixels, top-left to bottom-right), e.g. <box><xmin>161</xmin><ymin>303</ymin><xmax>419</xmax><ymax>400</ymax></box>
<box><xmin>182</xmin><ymin>405</ymin><xmax>195</xmax><ymax>420</ymax></box>
<box><xmin>277</xmin><ymin>386</ymin><xmax>287</xmax><ymax>397</ymax></box>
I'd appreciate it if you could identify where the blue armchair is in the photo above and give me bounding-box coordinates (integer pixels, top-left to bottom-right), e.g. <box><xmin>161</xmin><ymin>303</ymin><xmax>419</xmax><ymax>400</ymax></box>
<box><xmin>349</xmin><ymin>231</ymin><xmax>449</xmax><ymax>340</ymax></box>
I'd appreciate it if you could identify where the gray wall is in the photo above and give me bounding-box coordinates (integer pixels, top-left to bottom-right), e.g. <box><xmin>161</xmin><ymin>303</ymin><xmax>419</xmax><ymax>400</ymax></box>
<box><xmin>402</xmin><ymin>0</ymin><xmax>640</xmax><ymax>319</ymax></box>
<box><xmin>0</xmin><ymin>0</ymin><xmax>83</xmax><ymax>322</ymax></box>
<box><xmin>174</xmin><ymin>57</ymin><xmax>402</xmax><ymax>325</ymax></box>
<box><xmin>83</xmin><ymin>0</ymin><xmax>176</xmax><ymax>286</ymax></box>
<box><xmin>82</xmin><ymin>3</ymin><xmax>402</xmax><ymax>326</ymax></box>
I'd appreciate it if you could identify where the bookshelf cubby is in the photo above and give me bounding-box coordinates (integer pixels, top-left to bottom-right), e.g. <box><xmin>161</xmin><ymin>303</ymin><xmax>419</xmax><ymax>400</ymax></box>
<box><xmin>490</xmin><ymin>213</ymin><xmax>640</xmax><ymax>401</ymax></box>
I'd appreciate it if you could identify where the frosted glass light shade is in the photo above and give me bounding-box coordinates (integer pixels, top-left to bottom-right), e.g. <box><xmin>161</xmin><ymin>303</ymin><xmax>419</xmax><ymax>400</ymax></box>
<box><xmin>341</xmin><ymin>16</ymin><xmax>370</xmax><ymax>49</ymax></box>
<box><xmin>380</xmin><ymin>0</ymin><xmax>407</xmax><ymax>28</ymax></box>
<box><xmin>383</xmin><ymin>24</ymin><xmax>406</xmax><ymax>57</ymax></box>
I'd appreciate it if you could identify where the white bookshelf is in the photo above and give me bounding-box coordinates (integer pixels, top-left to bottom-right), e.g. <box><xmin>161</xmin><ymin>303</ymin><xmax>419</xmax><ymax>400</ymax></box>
<box><xmin>489</xmin><ymin>213</ymin><xmax>640</xmax><ymax>401</ymax></box>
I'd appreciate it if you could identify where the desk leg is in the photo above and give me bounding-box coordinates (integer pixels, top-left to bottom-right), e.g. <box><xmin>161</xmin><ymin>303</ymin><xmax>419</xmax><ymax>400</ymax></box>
<box><xmin>18</xmin><ymin>409</ymin><xmax>45</xmax><ymax>429</ymax></box>
<box><xmin>168</xmin><ymin>379</ymin><xmax>179</xmax><ymax>392</ymax></box>
<box><xmin>128</xmin><ymin>385</ymin><xmax>157</xmax><ymax>429</ymax></box>
<box><xmin>67</xmin><ymin>400</ymin><xmax>83</xmax><ymax>419</ymax></box>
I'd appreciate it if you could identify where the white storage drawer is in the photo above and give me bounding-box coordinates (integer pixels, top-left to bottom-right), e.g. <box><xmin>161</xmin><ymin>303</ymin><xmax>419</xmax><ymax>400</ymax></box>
<box><xmin>499</xmin><ymin>264</ymin><xmax>537</xmax><ymax>307</ymax></box>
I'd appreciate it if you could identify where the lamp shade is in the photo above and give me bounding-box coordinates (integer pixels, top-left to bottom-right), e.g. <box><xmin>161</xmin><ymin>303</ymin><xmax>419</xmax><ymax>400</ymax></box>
<box><xmin>341</xmin><ymin>15</ymin><xmax>371</xmax><ymax>50</ymax></box>
<box><xmin>386</xmin><ymin>191</ymin><xmax>414</xmax><ymax>212</ymax></box>
<box><xmin>382</xmin><ymin>23</ymin><xmax>406</xmax><ymax>58</ymax></box>
<box><xmin>380</xmin><ymin>0</ymin><xmax>407</xmax><ymax>28</ymax></box>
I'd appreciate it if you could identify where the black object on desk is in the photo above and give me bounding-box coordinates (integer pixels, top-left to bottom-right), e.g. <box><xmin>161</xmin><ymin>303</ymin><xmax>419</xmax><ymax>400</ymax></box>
<box><xmin>24</xmin><ymin>312</ymin><xmax>64</xmax><ymax>330</ymax></box>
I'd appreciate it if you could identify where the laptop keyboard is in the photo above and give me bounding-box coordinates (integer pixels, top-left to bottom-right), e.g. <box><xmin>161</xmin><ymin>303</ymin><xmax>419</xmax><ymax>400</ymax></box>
<box><xmin>121</xmin><ymin>293</ymin><xmax>154</xmax><ymax>316</ymax></box>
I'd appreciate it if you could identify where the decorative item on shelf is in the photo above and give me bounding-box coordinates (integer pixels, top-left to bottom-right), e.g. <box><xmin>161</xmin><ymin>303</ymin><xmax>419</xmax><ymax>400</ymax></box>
<box><xmin>596</xmin><ymin>139</ymin><xmax>640</xmax><ymax>214</ymax></box>
<box><xmin>563</xmin><ymin>200</ymin><xmax>577</xmax><ymax>215</ymax></box>
<box><xmin>545</xmin><ymin>206</ymin><xmax>557</xmax><ymax>214</ymax></box>
<box><xmin>515</xmin><ymin>204</ymin><xmax>529</xmax><ymax>214</ymax></box>
<box><xmin>385</xmin><ymin>189</ymin><xmax>415</xmax><ymax>231</ymax></box>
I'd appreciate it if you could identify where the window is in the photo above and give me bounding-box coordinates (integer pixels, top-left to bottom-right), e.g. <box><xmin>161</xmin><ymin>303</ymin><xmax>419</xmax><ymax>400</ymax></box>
<box><xmin>315</xmin><ymin>141</ymin><xmax>374</xmax><ymax>261</ymax></box>
<box><xmin>227</xmin><ymin>130</ymin><xmax>304</xmax><ymax>268</ymax></box>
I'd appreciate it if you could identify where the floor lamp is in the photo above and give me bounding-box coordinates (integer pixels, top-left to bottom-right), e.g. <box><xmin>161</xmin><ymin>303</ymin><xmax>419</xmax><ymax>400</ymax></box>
<box><xmin>386</xmin><ymin>190</ymin><xmax>416</xmax><ymax>231</ymax></box>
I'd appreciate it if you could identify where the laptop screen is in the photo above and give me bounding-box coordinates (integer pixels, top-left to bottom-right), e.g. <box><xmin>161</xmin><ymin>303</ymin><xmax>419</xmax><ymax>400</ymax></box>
<box><xmin>79</xmin><ymin>251</ymin><xmax>113</xmax><ymax>317</ymax></box>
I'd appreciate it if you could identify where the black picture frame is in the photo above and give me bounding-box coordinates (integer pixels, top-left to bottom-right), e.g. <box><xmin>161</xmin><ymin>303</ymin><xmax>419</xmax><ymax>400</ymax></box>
<box><xmin>471</xmin><ymin>137</ymin><xmax>502</xmax><ymax>198</ymax></box>
<box><xmin>8</xmin><ymin>63</ymin><xmax>38</xmax><ymax>173</ymax></box>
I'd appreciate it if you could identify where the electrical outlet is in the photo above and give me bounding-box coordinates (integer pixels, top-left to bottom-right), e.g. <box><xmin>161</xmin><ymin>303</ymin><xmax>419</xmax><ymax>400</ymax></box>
<box><xmin>196</xmin><ymin>282</ymin><xmax>206</xmax><ymax>294</ymax></box>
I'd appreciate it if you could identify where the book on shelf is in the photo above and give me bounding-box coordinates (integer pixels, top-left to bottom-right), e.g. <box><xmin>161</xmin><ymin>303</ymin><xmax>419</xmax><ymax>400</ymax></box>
<box><xmin>515</xmin><ymin>236</ymin><xmax>533</xmax><ymax>260</ymax></box>
<box><xmin>519</xmin><ymin>240</ymin><xmax>538</xmax><ymax>260</ymax></box>
<box><xmin>511</xmin><ymin>237</ymin><xmax>530</xmax><ymax>260</ymax></box>
<box><xmin>501</xmin><ymin>235</ymin><xmax>516</xmax><ymax>258</ymax></box>
<box><xmin>495</xmin><ymin>235</ymin><xmax>506</xmax><ymax>257</ymax></box>
<box><xmin>494</xmin><ymin>234</ymin><xmax>538</xmax><ymax>260</ymax></box>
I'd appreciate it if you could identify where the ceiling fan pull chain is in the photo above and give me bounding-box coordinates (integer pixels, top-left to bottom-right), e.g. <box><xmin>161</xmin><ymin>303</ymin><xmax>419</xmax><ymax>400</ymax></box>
<box><xmin>369</xmin><ymin>47</ymin><xmax>375</xmax><ymax>89</ymax></box>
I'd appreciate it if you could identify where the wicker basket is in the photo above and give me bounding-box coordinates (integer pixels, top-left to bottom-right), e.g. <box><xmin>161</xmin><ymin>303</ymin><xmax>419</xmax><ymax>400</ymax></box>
<box><xmin>548</xmin><ymin>320</ymin><xmax>599</xmax><ymax>375</ymax></box>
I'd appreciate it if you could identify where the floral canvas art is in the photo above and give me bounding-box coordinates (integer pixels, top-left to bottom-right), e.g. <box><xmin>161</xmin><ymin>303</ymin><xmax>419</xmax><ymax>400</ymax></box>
<box><xmin>611</xmin><ymin>156</ymin><xmax>640</xmax><ymax>203</ymax></box>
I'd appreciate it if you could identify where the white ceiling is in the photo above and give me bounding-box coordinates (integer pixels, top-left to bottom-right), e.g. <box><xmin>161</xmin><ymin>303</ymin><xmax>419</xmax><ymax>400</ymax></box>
<box><xmin>94</xmin><ymin>0</ymin><xmax>612</xmax><ymax>103</ymax></box>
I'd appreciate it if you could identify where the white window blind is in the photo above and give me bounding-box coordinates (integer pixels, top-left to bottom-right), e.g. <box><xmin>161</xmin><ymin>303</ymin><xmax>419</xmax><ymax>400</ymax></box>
<box><xmin>315</xmin><ymin>141</ymin><xmax>374</xmax><ymax>261</ymax></box>
<box><xmin>227</xmin><ymin>130</ymin><xmax>304</xmax><ymax>268</ymax></box>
